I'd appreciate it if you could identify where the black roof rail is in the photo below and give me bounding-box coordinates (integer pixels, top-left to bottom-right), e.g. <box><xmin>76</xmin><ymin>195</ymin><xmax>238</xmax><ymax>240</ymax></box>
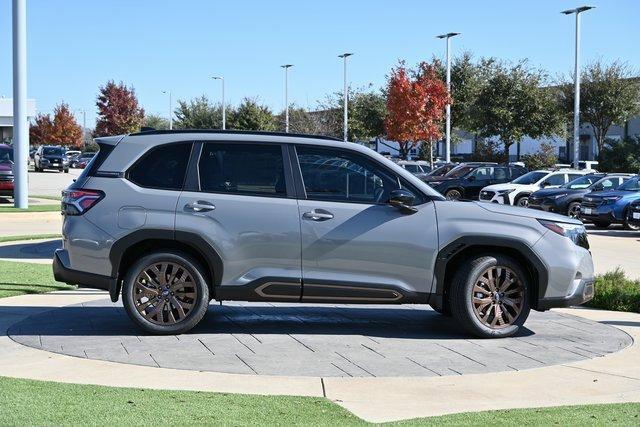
<box><xmin>128</xmin><ymin>129</ymin><xmax>342</xmax><ymax>141</ymax></box>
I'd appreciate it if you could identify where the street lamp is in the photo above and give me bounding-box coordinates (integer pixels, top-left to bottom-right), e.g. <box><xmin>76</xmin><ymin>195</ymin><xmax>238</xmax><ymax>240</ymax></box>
<box><xmin>280</xmin><ymin>65</ymin><xmax>293</xmax><ymax>132</ymax></box>
<box><xmin>436</xmin><ymin>32</ymin><xmax>460</xmax><ymax>163</ymax></box>
<box><xmin>211</xmin><ymin>76</ymin><xmax>225</xmax><ymax>130</ymax></box>
<box><xmin>161</xmin><ymin>90</ymin><xmax>172</xmax><ymax>130</ymax></box>
<box><xmin>338</xmin><ymin>53</ymin><xmax>353</xmax><ymax>142</ymax></box>
<box><xmin>561</xmin><ymin>5</ymin><xmax>595</xmax><ymax>169</ymax></box>
<box><xmin>76</xmin><ymin>108</ymin><xmax>87</xmax><ymax>145</ymax></box>
<box><xmin>12</xmin><ymin>0</ymin><xmax>28</xmax><ymax>209</ymax></box>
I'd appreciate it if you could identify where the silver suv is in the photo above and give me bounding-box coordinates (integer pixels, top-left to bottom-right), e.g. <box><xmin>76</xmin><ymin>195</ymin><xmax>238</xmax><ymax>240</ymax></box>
<box><xmin>53</xmin><ymin>131</ymin><xmax>595</xmax><ymax>338</ymax></box>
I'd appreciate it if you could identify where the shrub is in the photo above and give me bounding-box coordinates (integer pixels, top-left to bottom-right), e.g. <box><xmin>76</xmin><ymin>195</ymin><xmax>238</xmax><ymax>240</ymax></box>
<box><xmin>586</xmin><ymin>268</ymin><xmax>640</xmax><ymax>313</ymax></box>
<box><xmin>471</xmin><ymin>139</ymin><xmax>506</xmax><ymax>163</ymax></box>
<box><xmin>598</xmin><ymin>136</ymin><xmax>640</xmax><ymax>173</ymax></box>
<box><xmin>521</xmin><ymin>141</ymin><xmax>558</xmax><ymax>170</ymax></box>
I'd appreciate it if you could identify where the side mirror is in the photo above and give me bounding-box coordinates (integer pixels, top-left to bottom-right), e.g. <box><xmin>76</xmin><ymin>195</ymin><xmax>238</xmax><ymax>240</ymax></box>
<box><xmin>389</xmin><ymin>189</ymin><xmax>417</xmax><ymax>214</ymax></box>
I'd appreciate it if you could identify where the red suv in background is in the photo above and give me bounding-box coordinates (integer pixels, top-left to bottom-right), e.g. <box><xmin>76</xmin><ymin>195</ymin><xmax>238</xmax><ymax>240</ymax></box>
<box><xmin>0</xmin><ymin>144</ymin><xmax>14</xmax><ymax>198</ymax></box>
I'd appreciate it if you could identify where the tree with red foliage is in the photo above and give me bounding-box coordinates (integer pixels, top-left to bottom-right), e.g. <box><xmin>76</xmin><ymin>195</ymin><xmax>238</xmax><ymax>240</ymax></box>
<box><xmin>29</xmin><ymin>113</ymin><xmax>54</xmax><ymax>146</ymax></box>
<box><xmin>94</xmin><ymin>80</ymin><xmax>145</xmax><ymax>137</ymax></box>
<box><xmin>50</xmin><ymin>103</ymin><xmax>83</xmax><ymax>148</ymax></box>
<box><xmin>385</xmin><ymin>62</ymin><xmax>450</xmax><ymax>159</ymax></box>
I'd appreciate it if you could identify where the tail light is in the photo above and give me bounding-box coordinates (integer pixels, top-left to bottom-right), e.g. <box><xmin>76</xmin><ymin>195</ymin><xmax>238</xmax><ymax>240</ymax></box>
<box><xmin>61</xmin><ymin>189</ymin><xmax>104</xmax><ymax>215</ymax></box>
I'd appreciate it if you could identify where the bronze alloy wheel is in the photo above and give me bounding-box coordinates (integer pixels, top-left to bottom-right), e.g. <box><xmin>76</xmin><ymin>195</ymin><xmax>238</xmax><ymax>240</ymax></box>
<box><xmin>133</xmin><ymin>261</ymin><xmax>198</xmax><ymax>325</ymax></box>
<box><xmin>471</xmin><ymin>266</ymin><xmax>524</xmax><ymax>329</ymax></box>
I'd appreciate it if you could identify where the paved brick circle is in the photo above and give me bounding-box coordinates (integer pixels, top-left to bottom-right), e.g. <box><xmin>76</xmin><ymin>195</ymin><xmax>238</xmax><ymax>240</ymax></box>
<box><xmin>8</xmin><ymin>300</ymin><xmax>631</xmax><ymax>377</ymax></box>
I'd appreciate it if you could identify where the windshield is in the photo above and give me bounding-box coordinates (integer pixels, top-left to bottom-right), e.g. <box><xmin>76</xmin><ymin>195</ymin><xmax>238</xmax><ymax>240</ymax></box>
<box><xmin>561</xmin><ymin>175</ymin><xmax>602</xmax><ymax>189</ymax></box>
<box><xmin>618</xmin><ymin>176</ymin><xmax>640</xmax><ymax>191</ymax></box>
<box><xmin>0</xmin><ymin>147</ymin><xmax>13</xmax><ymax>163</ymax></box>
<box><xmin>512</xmin><ymin>171</ymin><xmax>548</xmax><ymax>185</ymax></box>
<box><xmin>428</xmin><ymin>164</ymin><xmax>450</xmax><ymax>176</ymax></box>
<box><xmin>43</xmin><ymin>147</ymin><xmax>63</xmax><ymax>156</ymax></box>
<box><xmin>404</xmin><ymin>164</ymin><xmax>420</xmax><ymax>173</ymax></box>
<box><xmin>445</xmin><ymin>165</ymin><xmax>474</xmax><ymax>179</ymax></box>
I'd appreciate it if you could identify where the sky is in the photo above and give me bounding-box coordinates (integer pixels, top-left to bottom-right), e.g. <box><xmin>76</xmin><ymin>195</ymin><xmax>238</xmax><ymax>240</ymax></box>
<box><xmin>1</xmin><ymin>0</ymin><xmax>639</xmax><ymax>127</ymax></box>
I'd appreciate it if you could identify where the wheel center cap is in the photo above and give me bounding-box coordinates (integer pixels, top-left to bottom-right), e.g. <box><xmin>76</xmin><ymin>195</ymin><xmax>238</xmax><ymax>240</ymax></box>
<box><xmin>493</xmin><ymin>292</ymin><xmax>501</xmax><ymax>302</ymax></box>
<box><xmin>162</xmin><ymin>289</ymin><xmax>170</xmax><ymax>296</ymax></box>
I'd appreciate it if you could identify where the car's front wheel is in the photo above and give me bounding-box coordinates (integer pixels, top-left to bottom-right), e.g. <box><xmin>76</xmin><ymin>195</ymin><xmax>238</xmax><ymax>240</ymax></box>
<box><xmin>624</xmin><ymin>210</ymin><xmax>640</xmax><ymax>231</ymax></box>
<box><xmin>567</xmin><ymin>202</ymin><xmax>581</xmax><ymax>219</ymax></box>
<box><xmin>515</xmin><ymin>195</ymin><xmax>529</xmax><ymax>207</ymax></box>
<box><xmin>122</xmin><ymin>251</ymin><xmax>210</xmax><ymax>335</ymax></box>
<box><xmin>445</xmin><ymin>189</ymin><xmax>462</xmax><ymax>201</ymax></box>
<box><xmin>449</xmin><ymin>254</ymin><xmax>530</xmax><ymax>338</ymax></box>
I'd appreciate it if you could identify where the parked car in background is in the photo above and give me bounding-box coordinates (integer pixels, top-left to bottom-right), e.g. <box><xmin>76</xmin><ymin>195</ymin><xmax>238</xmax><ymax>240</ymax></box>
<box><xmin>528</xmin><ymin>173</ymin><xmax>632</xmax><ymax>219</ymax></box>
<box><xmin>65</xmin><ymin>150</ymin><xmax>81</xmax><ymax>160</ymax></box>
<box><xmin>479</xmin><ymin>169</ymin><xmax>589</xmax><ymax>207</ymax></box>
<box><xmin>34</xmin><ymin>146</ymin><xmax>69</xmax><ymax>173</ymax></box>
<box><xmin>580</xmin><ymin>175</ymin><xmax>640</xmax><ymax>230</ymax></box>
<box><xmin>427</xmin><ymin>163</ymin><xmax>527</xmax><ymax>201</ymax></box>
<box><xmin>70</xmin><ymin>152</ymin><xmax>96</xmax><ymax>168</ymax></box>
<box><xmin>627</xmin><ymin>199</ymin><xmax>640</xmax><ymax>229</ymax></box>
<box><xmin>397</xmin><ymin>160</ymin><xmax>431</xmax><ymax>180</ymax></box>
<box><xmin>54</xmin><ymin>130</ymin><xmax>594</xmax><ymax>338</ymax></box>
<box><xmin>426</xmin><ymin>162</ymin><xmax>456</xmax><ymax>178</ymax></box>
<box><xmin>0</xmin><ymin>144</ymin><xmax>14</xmax><ymax>198</ymax></box>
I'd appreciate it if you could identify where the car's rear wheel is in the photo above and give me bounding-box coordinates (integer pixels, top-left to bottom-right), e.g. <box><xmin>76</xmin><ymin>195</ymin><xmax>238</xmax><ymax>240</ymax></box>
<box><xmin>450</xmin><ymin>254</ymin><xmax>530</xmax><ymax>338</ymax></box>
<box><xmin>515</xmin><ymin>195</ymin><xmax>529</xmax><ymax>207</ymax></box>
<box><xmin>445</xmin><ymin>189</ymin><xmax>462</xmax><ymax>201</ymax></box>
<box><xmin>592</xmin><ymin>221</ymin><xmax>611</xmax><ymax>229</ymax></box>
<box><xmin>122</xmin><ymin>251</ymin><xmax>210</xmax><ymax>335</ymax></box>
<box><xmin>567</xmin><ymin>202</ymin><xmax>581</xmax><ymax>219</ymax></box>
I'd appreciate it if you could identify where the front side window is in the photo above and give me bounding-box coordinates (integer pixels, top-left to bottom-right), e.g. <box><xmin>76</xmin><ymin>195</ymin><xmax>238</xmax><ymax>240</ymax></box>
<box><xmin>297</xmin><ymin>146</ymin><xmax>412</xmax><ymax>204</ymax></box>
<box><xmin>467</xmin><ymin>167</ymin><xmax>494</xmax><ymax>180</ymax></box>
<box><xmin>129</xmin><ymin>143</ymin><xmax>192</xmax><ymax>190</ymax></box>
<box><xmin>198</xmin><ymin>143</ymin><xmax>286</xmax><ymax>196</ymax></box>
<box><xmin>545</xmin><ymin>173</ymin><xmax>566</xmax><ymax>186</ymax></box>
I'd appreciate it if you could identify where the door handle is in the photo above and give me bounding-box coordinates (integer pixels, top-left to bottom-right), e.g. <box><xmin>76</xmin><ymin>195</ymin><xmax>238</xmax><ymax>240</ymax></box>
<box><xmin>302</xmin><ymin>209</ymin><xmax>334</xmax><ymax>221</ymax></box>
<box><xmin>186</xmin><ymin>201</ymin><xmax>215</xmax><ymax>212</ymax></box>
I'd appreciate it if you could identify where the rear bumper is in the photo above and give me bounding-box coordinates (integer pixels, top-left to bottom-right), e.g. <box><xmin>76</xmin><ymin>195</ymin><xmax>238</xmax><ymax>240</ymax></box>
<box><xmin>53</xmin><ymin>249</ymin><xmax>117</xmax><ymax>299</ymax></box>
<box><xmin>0</xmin><ymin>181</ymin><xmax>14</xmax><ymax>196</ymax></box>
<box><xmin>537</xmin><ymin>278</ymin><xmax>595</xmax><ymax>310</ymax></box>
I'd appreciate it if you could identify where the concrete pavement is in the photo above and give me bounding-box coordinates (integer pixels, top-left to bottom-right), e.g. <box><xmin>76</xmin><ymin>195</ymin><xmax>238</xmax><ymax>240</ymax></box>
<box><xmin>0</xmin><ymin>290</ymin><xmax>639</xmax><ymax>422</ymax></box>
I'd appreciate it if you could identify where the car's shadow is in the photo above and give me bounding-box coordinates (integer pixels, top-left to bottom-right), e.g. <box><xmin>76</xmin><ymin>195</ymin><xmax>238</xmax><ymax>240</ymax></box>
<box><xmin>5</xmin><ymin>303</ymin><xmax>535</xmax><ymax>340</ymax></box>
<box><xmin>0</xmin><ymin>239</ymin><xmax>61</xmax><ymax>260</ymax></box>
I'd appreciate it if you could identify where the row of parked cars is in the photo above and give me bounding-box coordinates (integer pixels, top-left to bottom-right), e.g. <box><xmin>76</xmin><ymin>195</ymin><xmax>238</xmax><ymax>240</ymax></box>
<box><xmin>31</xmin><ymin>146</ymin><xmax>95</xmax><ymax>173</ymax></box>
<box><xmin>398</xmin><ymin>160</ymin><xmax>640</xmax><ymax>231</ymax></box>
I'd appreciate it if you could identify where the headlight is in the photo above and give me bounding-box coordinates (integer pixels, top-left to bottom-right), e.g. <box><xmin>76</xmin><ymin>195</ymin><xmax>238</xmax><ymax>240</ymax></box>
<box><xmin>538</xmin><ymin>219</ymin><xmax>589</xmax><ymax>249</ymax></box>
<box><xmin>603</xmin><ymin>196</ymin><xmax>621</xmax><ymax>204</ymax></box>
<box><xmin>497</xmin><ymin>189</ymin><xmax>515</xmax><ymax>195</ymax></box>
<box><xmin>551</xmin><ymin>193</ymin><xmax>567</xmax><ymax>199</ymax></box>
<box><xmin>429</xmin><ymin>181</ymin><xmax>442</xmax><ymax>186</ymax></box>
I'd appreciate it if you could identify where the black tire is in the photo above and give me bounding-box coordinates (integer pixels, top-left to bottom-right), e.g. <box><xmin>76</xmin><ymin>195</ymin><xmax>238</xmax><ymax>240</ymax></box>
<box><xmin>122</xmin><ymin>251</ymin><xmax>210</xmax><ymax>335</ymax></box>
<box><xmin>515</xmin><ymin>195</ymin><xmax>529</xmax><ymax>208</ymax></box>
<box><xmin>624</xmin><ymin>210</ymin><xmax>640</xmax><ymax>231</ymax></box>
<box><xmin>567</xmin><ymin>201</ymin><xmax>581</xmax><ymax>219</ymax></box>
<box><xmin>449</xmin><ymin>254</ymin><xmax>530</xmax><ymax>338</ymax></box>
<box><xmin>63</xmin><ymin>168</ymin><xmax>69</xmax><ymax>173</ymax></box>
<box><xmin>592</xmin><ymin>221</ymin><xmax>611</xmax><ymax>229</ymax></box>
<box><xmin>445</xmin><ymin>189</ymin><xmax>462</xmax><ymax>201</ymax></box>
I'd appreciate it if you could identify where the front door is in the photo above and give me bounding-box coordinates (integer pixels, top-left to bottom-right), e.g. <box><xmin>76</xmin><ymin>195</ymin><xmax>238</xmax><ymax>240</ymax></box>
<box><xmin>463</xmin><ymin>166</ymin><xmax>495</xmax><ymax>199</ymax></box>
<box><xmin>175</xmin><ymin>142</ymin><xmax>302</xmax><ymax>301</ymax></box>
<box><xmin>294</xmin><ymin>145</ymin><xmax>438</xmax><ymax>303</ymax></box>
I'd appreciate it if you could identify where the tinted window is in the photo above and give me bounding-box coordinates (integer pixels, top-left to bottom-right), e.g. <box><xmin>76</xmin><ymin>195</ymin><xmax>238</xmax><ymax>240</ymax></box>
<box><xmin>0</xmin><ymin>147</ymin><xmax>13</xmax><ymax>163</ymax></box>
<box><xmin>404</xmin><ymin>164</ymin><xmax>420</xmax><ymax>173</ymax></box>
<box><xmin>563</xmin><ymin>174</ymin><xmax>602</xmax><ymax>189</ymax></box>
<box><xmin>494</xmin><ymin>167</ymin><xmax>508</xmax><ymax>181</ymax></box>
<box><xmin>513</xmin><ymin>171</ymin><xmax>547</xmax><ymax>184</ymax></box>
<box><xmin>468</xmin><ymin>167</ymin><xmax>493</xmax><ymax>180</ymax></box>
<box><xmin>129</xmin><ymin>143</ymin><xmax>192</xmax><ymax>190</ymax></box>
<box><xmin>198</xmin><ymin>143</ymin><xmax>286</xmax><ymax>196</ymax></box>
<box><xmin>446</xmin><ymin>165</ymin><xmax>474</xmax><ymax>178</ymax></box>
<box><xmin>297</xmin><ymin>146</ymin><xmax>422</xmax><ymax>204</ymax></box>
<box><xmin>567</xmin><ymin>173</ymin><xmax>583</xmax><ymax>182</ymax></box>
<box><xmin>510</xmin><ymin>167</ymin><xmax>527</xmax><ymax>179</ymax></box>
<box><xmin>619</xmin><ymin>176</ymin><xmax>640</xmax><ymax>191</ymax></box>
<box><xmin>43</xmin><ymin>147</ymin><xmax>63</xmax><ymax>155</ymax></box>
<box><xmin>545</xmin><ymin>174</ymin><xmax>566</xmax><ymax>186</ymax></box>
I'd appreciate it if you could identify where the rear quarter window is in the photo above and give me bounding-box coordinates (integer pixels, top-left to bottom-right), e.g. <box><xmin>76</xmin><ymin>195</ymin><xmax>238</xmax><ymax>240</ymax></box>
<box><xmin>128</xmin><ymin>143</ymin><xmax>192</xmax><ymax>190</ymax></box>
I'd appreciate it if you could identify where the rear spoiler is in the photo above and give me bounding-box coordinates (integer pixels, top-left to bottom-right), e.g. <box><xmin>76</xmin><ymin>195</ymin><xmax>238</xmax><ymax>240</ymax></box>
<box><xmin>94</xmin><ymin>135</ymin><xmax>125</xmax><ymax>146</ymax></box>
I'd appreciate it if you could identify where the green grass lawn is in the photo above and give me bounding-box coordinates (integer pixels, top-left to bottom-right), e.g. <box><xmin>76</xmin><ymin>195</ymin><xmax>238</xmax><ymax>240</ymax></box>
<box><xmin>0</xmin><ymin>376</ymin><xmax>638</xmax><ymax>426</ymax></box>
<box><xmin>0</xmin><ymin>233</ymin><xmax>61</xmax><ymax>243</ymax></box>
<box><xmin>0</xmin><ymin>260</ymin><xmax>72</xmax><ymax>298</ymax></box>
<box><xmin>0</xmin><ymin>204</ymin><xmax>59</xmax><ymax>213</ymax></box>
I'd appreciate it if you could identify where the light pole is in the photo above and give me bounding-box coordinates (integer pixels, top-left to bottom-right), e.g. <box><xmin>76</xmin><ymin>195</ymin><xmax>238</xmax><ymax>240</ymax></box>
<box><xmin>281</xmin><ymin>65</ymin><xmax>293</xmax><ymax>132</ymax></box>
<box><xmin>211</xmin><ymin>76</ymin><xmax>225</xmax><ymax>130</ymax></box>
<box><xmin>161</xmin><ymin>90</ymin><xmax>172</xmax><ymax>130</ymax></box>
<box><xmin>436</xmin><ymin>32</ymin><xmax>460</xmax><ymax>163</ymax></box>
<box><xmin>77</xmin><ymin>109</ymin><xmax>86</xmax><ymax>146</ymax></box>
<box><xmin>562</xmin><ymin>5</ymin><xmax>594</xmax><ymax>169</ymax></box>
<box><xmin>12</xmin><ymin>0</ymin><xmax>28</xmax><ymax>209</ymax></box>
<box><xmin>338</xmin><ymin>53</ymin><xmax>353</xmax><ymax>142</ymax></box>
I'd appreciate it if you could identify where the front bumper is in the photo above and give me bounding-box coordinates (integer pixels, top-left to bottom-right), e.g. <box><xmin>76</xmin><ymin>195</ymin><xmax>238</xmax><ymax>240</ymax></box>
<box><xmin>53</xmin><ymin>249</ymin><xmax>117</xmax><ymax>300</ymax></box>
<box><xmin>537</xmin><ymin>278</ymin><xmax>595</xmax><ymax>310</ymax></box>
<box><xmin>580</xmin><ymin>206</ymin><xmax>621</xmax><ymax>223</ymax></box>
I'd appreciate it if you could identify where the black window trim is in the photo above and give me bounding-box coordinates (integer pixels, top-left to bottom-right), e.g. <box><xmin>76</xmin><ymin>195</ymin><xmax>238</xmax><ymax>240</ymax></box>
<box><xmin>290</xmin><ymin>144</ymin><xmax>431</xmax><ymax>206</ymax></box>
<box><xmin>125</xmin><ymin>140</ymin><xmax>195</xmax><ymax>192</ymax></box>
<box><xmin>186</xmin><ymin>140</ymin><xmax>294</xmax><ymax>199</ymax></box>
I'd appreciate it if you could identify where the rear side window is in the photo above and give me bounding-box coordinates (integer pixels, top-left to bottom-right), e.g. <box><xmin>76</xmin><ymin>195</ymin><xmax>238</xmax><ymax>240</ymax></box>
<box><xmin>546</xmin><ymin>174</ymin><xmax>566</xmax><ymax>186</ymax></box>
<box><xmin>198</xmin><ymin>143</ymin><xmax>286</xmax><ymax>196</ymax></box>
<box><xmin>128</xmin><ymin>143</ymin><xmax>192</xmax><ymax>190</ymax></box>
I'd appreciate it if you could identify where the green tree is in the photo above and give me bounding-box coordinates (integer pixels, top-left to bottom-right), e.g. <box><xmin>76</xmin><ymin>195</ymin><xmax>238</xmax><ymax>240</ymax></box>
<box><xmin>598</xmin><ymin>137</ymin><xmax>640</xmax><ymax>173</ymax></box>
<box><xmin>174</xmin><ymin>96</ymin><xmax>224</xmax><ymax>129</ymax></box>
<box><xmin>317</xmin><ymin>88</ymin><xmax>387</xmax><ymax>141</ymax></box>
<box><xmin>471</xmin><ymin>60</ymin><xmax>562</xmax><ymax>159</ymax></box>
<box><xmin>521</xmin><ymin>142</ymin><xmax>558</xmax><ymax>170</ymax></box>
<box><xmin>559</xmin><ymin>60</ymin><xmax>640</xmax><ymax>158</ymax></box>
<box><xmin>229</xmin><ymin>98</ymin><xmax>276</xmax><ymax>131</ymax></box>
<box><xmin>143</xmin><ymin>114</ymin><xmax>170</xmax><ymax>130</ymax></box>
<box><xmin>275</xmin><ymin>105</ymin><xmax>317</xmax><ymax>134</ymax></box>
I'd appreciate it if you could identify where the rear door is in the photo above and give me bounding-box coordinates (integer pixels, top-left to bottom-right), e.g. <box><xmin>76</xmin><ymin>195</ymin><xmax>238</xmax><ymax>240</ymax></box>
<box><xmin>293</xmin><ymin>145</ymin><xmax>438</xmax><ymax>302</ymax></box>
<box><xmin>464</xmin><ymin>166</ymin><xmax>494</xmax><ymax>199</ymax></box>
<box><xmin>175</xmin><ymin>142</ymin><xmax>302</xmax><ymax>300</ymax></box>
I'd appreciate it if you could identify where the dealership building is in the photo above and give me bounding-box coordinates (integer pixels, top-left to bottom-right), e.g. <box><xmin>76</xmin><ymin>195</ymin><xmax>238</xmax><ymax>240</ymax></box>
<box><xmin>0</xmin><ymin>97</ymin><xmax>37</xmax><ymax>144</ymax></box>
